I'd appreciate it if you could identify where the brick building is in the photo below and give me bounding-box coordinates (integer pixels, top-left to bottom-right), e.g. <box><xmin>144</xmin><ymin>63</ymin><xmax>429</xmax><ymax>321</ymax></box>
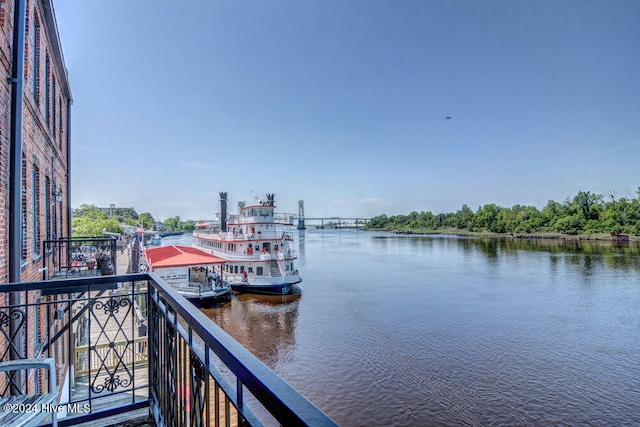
<box><xmin>0</xmin><ymin>0</ymin><xmax>71</xmax><ymax>285</ymax></box>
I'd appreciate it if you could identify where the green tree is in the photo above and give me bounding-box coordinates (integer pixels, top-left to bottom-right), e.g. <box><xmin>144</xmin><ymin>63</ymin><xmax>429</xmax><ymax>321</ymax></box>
<box><xmin>113</xmin><ymin>207</ymin><xmax>138</xmax><ymax>219</ymax></box>
<box><xmin>472</xmin><ymin>204</ymin><xmax>503</xmax><ymax>232</ymax></box>
<box><xmin>72</xmin><ymin>204</ymin><xmax>107</xmax><ymax>220</ymax></box>
<box><xmin>514</xmin><ymin>205</ymin><xmax>543</xmax><ymax>233</ymax></box>
<box><xmin>455</xmin><ymin>205</ymin><xmax>475</xmax><ymax>229</ymax></box>
<box><xmin>554</xmin><ymin>215</ymin><xmax>583</xmax><ymax>235</ymax></box>
<box><xmin>182</xmin><ymin>220</ymin><xmax>196</xmax><ymax>232</ymax></box>
<box><xmin>366</xmin><ymin>214</ymin><xmax>387</xmax><ymax>229</ymax></box>
<box><xmin>569</xmin><ymin>191</ymin><xmax>602</xmax><ymax>221</ymax></box>
<box><xmin>72</xmin><ymin>217</ymin><xmax>123</xmax><ymax>237</ymax></box>
<box><xmin>138</xmin><ymin>212</ymin><xmax>155</xmax><ymax>230</ymax></box>
<box><xmin>164</xmin><ymin>216</ymin><xmax>179</xmax><ymax>230</ymax></box>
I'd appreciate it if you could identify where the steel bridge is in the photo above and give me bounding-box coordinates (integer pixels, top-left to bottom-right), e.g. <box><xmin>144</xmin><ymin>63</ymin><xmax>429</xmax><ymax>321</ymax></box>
<box><xmin>292</xmin><ymin>200</ymin><xmax>370</xmax><ymax>229</ymax></box>
<box><xmin>289</xmin><ymin>216</ymin><xmax>371</xmax><ymax>229</ymax></box>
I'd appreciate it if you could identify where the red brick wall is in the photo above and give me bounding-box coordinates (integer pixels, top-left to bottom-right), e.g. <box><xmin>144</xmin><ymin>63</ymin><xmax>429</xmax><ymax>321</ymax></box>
<box><xmin>0</xmin><ymin>0</ymin><xmax>71</xmax><ymax>284</ymax></box>
<box><xmin>0</xmin><ymin>0</ymin><xmax>12</xmax><ymax>286</ymax></box>
<box><xmin>0</xmin><ymin>0</ymin><xmax>72</xmax><ymax>390</ymax></box>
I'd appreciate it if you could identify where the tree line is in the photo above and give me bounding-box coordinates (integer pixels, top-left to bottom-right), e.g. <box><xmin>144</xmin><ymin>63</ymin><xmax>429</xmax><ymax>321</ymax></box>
<box><xmin>363</xmin><ymin>189</ymin><xmax>640</xmax><ymax>236</ymax></box>
<box><xmin>72</xmin><ymin>204</ymin><xmax>196</xmax><ymax>237</ymax></box>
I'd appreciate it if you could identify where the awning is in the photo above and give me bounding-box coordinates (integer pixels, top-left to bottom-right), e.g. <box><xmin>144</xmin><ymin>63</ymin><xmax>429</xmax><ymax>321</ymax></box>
<box><xmin>145</xmin><ymin>245</ymin><xmax>225</xmax><ymax>269</ymax></box>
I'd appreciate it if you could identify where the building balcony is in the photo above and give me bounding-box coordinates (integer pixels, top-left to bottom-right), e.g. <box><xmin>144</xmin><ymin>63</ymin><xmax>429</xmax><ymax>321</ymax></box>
<box><xmin>42</xmin><ymin>237</ymin><xmax>120</xmax><ymax>280</ymax></box>
<box><xmin>0</xmin><ymin>272</ymin><xmax>337</xmax><ymax>426</ymax></box>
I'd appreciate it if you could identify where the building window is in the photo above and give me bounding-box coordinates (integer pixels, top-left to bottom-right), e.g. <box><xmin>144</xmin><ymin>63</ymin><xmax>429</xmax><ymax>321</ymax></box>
<box><xmin>33</xmin><ymin>15</ymin><xmax>41</xmax><ymax>105</ymax></box>
<box><xmin>52</xmin><ymin>79</ymin><xmax>57</xmax><ymax>139</ymax></box>
<box><xmin>21</xmin><ymin>156</ymin><xmax>28</xmax><ymax>261</ymax></box>
<box><xmin>24</xmin><ymin>5</ymin><xmax>29</xmax><ymax>76</ymax></box>
<box><xmin>45</xmin><ymin>54</ymin><xmax>50</xmax><ymax>126</ymax></box>
<box><xmin>33</xmin><ymin>165</ymin><xmax>40</xmax><ymax>256</ymax></box>
<box><xmin>59</xmin><ymin>97</ymin><xmax>64</xmax><ymax>149</ymax></box>
<box><xmin>51</xmin><ymin>187</ymin><xmax>57</xmax><ymax>240</ymax></box>
<box><xmin>57</xmin><ymin>187</ymin><xmax>62</xmax><ymax>239</ymax></box>
<box><xmin>45</xmin><ymin>176</ymin><xmax>51</xmax><ymax>242</ymax></box>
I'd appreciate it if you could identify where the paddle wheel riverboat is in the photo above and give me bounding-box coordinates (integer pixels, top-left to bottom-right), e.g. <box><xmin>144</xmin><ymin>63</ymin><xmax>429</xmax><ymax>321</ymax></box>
<box><xmin>193</xmin><ymin>192</ymin><xmax>301</xmax><ymax>295</ymax></box>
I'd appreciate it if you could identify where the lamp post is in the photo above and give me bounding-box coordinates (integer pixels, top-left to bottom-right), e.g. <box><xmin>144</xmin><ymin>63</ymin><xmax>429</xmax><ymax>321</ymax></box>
<box><xmin>54</xmin><ymin>189</ymin><xmax>63</xmax><ymax>203</ymax></box>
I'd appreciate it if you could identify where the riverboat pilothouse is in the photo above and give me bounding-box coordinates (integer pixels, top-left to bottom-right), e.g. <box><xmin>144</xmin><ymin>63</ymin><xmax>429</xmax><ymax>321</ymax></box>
<box><xmin>193</xmin><ymin>192</ymin><xmax>301</xmax><ymax>295</ymax></box>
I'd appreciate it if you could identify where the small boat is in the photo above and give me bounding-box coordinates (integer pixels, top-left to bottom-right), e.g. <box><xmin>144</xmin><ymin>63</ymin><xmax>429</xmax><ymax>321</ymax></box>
<box><xmin>193</xmin><ymin>192</ymin><xmax>301</xmax><ymax>295</ymax></box>
<box><xmin>144</xmin><ymin>245</ymin><xmax>232</xmax><ymax>306</ymax></box>
<box><xmin>148</xmin><ymin>234</ymin><xmax>162</xmax><ymax>246</ymax></box>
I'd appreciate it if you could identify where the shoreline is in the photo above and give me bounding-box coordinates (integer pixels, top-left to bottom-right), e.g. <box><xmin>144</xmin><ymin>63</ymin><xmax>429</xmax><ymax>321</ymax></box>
<box><xmin>368</xmin><ymin>228</ymin><xmax>639</xmax><ymax>242</ymax></box>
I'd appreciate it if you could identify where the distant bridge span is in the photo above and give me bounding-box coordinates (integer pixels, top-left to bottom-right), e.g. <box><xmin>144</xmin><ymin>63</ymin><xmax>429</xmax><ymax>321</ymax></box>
<box><xmin>287</xmin><ymin>215</ymin><xmax>371</xmax><ymax>229</ymax></box>
<box><xmin>287</xmin><ymin>200</ymin><xmax>370</xmax><ymax>229</ymax></box>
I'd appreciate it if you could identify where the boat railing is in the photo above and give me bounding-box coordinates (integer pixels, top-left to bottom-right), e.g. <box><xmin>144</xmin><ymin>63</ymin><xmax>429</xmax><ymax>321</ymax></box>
<box><xmin>174</xmin><ymin>281</ymin><xmax>203</xmax><ymax>291</ymax></box>
<box><xmin>226</xmin><ymin>270</ymin><xmax>300</xmax><ymax>282</ymax></box>
<box><xmin>230</xmin><ymin>216</ymin><xmax>275</xmax><ymax>225</ymax></box>
<box><xmin>277</xmin><ymin>250</ymin><xmax>296</xmax><ymax>260</ymax></box>
<box><xmin>204</xmin><ymin>250</ymin><xmax>297</xmax><ymax>262</ymax></box>
<box><xmin>194</xmin><ymin>231</ymin><xmax>294</xmax><ymax>241</ymax></box>
<box><xmin>228</xmin><ymin>214</ymin><xmax>294</xmax><ymax>226</ymax></box>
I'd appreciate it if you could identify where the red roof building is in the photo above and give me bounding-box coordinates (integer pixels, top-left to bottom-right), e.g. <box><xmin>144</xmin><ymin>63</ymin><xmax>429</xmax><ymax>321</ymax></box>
<box><xmin>145</xmin><ymin>246</ymin><xmax>225</xmax><ymax>270</ymax></box>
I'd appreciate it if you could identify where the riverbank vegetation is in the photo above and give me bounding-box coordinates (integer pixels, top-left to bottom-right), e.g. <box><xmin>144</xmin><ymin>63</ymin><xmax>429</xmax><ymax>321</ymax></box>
<box><xmin>72</xmin><ymin>204</ymin><xmax>195</xmax><ymax>236</ymax></box>
<box><xmin>363</xmin><ymin>189</ymin><xmax>640</xmax><ymax>238</ymax></box>
<box><xmin>72</xmin><ymin>204</ymin><xmax>152</xmax><ymax>236</ymax></box>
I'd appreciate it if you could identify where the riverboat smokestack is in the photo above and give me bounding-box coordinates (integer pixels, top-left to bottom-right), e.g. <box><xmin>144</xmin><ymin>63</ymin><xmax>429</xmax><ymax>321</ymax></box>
<box><xmin>266</xmin><ymin>193</ymin><xmax>275</xmax><ymax>207</ymax></box>
<box><xmin>220</xmin><ymin>192</ymin><xmax>228</xmax><ymax>232</ymax></box>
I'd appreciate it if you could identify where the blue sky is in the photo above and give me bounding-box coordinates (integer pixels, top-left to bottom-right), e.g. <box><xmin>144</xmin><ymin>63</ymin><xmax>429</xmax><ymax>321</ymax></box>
<box><xmin>54</xmin><ymin>0</ymin><xmax>640</xmax><ymax>221</ymax></box>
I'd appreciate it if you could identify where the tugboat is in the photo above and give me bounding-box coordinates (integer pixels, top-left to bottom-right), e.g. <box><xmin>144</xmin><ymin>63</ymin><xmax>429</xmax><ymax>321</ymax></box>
<box><xmin>193</xmin><ymin>192</ymin><xmax>301</xmax><ymax>295</ymax></box>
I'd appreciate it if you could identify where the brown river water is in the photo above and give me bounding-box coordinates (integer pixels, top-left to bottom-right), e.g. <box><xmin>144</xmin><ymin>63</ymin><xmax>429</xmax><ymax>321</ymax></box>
<box><xmin>167</xmin><ymin>230</ymin><xmax>640</xmax><ymax>426</ymax></box>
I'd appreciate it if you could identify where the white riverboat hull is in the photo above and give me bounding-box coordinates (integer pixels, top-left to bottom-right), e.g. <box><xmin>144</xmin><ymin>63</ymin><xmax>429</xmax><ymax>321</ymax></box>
<box><xmin>174</xmin><ymin>281</ymin><xmax>232</xmax><ymax>306</ymax></box>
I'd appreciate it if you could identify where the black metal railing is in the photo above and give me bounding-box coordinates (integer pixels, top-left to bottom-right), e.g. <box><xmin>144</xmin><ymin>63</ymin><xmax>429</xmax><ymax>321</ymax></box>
<box><xmin>0</xmin><ymin>274</ymin><xmax>337</xmax><ymax>426</ymax></box>
<box><xmin>42</xmin><ymin>237</ymin><xmax>118</xmax><ymax>280</ymax></box>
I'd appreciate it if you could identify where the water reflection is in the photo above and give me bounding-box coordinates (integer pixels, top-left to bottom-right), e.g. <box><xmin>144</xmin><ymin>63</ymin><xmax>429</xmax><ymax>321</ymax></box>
<box><xmin>372</xmin><ymin>234</ymin><xmax>640</xmax><ymax>272</ymax></box>
<box><xmin>297</xmin><ymin>230</ymin><xmax>305</xmax><ymax>259</ymax></box>
<box><xmin>202</xmin><ymin>291</ymin><xmax>301</xmax><ymax>366</ymax></box>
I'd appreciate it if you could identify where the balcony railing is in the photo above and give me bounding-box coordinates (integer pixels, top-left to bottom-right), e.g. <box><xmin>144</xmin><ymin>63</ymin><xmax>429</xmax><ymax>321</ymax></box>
<box><xmin>42</xmin><ymin>237</ymin><xmax>118</xmax><ymax>280</ymax></box>
<box><xmin>0</xmin><ymin>274</ymin><xmax>337</xmax><ymax>426</ymax></box>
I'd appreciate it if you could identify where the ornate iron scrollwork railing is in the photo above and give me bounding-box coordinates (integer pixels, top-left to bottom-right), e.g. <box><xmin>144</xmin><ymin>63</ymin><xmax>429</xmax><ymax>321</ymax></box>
<box><xmin>0</xmin><ymin>274</ymin><xmax>337</xmax><ymax>426</ymax></box>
